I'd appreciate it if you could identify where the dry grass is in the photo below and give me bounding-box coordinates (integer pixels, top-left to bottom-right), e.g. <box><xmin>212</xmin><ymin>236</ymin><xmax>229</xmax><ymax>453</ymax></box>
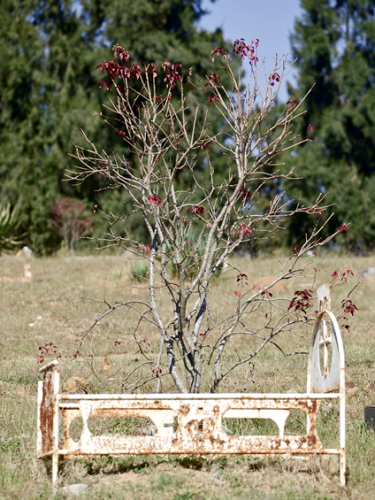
<box><xmin>1</xmin><ymin>252</ymin><xmax>375</xmax><ymax>499</ymax></box>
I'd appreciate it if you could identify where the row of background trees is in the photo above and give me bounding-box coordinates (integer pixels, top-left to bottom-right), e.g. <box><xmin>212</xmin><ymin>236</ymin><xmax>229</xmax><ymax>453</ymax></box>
<box><xmin>1</xmin><ymin>0</ymin><xmax>375</xmax><ymax>254</ymax></box>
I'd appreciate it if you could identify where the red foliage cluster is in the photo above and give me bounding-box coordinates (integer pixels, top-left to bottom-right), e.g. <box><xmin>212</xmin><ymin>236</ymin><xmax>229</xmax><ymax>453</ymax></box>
<box><xmin>114</xmin><ymin>340</ymin><xmax>122</xmax><ymax>346</ymax></box>
<box><xmin>331</xmin><ymin>269</ymin><xmax>354</xmax><ymax>284</ymax></box>
<box><xmin>341</xmin><ymin>269</ymin><xmax>354</xmax><ymax>283</ymax></box>
<box><xmin>233</xmin><ymin>38</ymin><xmax>259</xmax><ymax>64</ymax></box>
<box><xmin>97</xmin><ymin>59</ymin><xmax>141</xmax><ymax>86</ymax></box>
<box><xmin>207</xmin><ymin>72</ymin><xmax>221</xmax><ymax>83</ymax></box>
<box><xmin>205</xmin><ymin>72</ymin><xmax>221</xmax><ymax>89</ymax></box>
<box><xmin>234</xmin><ymin>290</ymin><xmax>242</xmax><ymax>298</ymax></box>
<box><xmin>241</xmin><ymin>189</ymin><xmax>252</xmax><ymax>201</ymax></box>
<box><xmin>207</xmin><ymin>96</ymin><xmax>219</xmax><ymax>103</ymax></box>
<box><xmin>187</xmin><ymin>206</ymin><xmax>205</xmax><ymax>215</ymax></box>
<box><xmin>97</xmin><ymin>59</ymin><xmax>119</xmax><ymax>75</ymax></box>
<box><xmin>37</xmin><ymin>342</ymin><xmax>58</xmax><ymax>364</ymax></box>
<box><xmin>210</xmin><ymin>47</ymin><xmax>227</xmax><ymax>62</ymax></box>
<box><xmin>233</xmin><ymin>184</ymin><xmax>252</xmax><ymax>200</ymax></box>
<box><xmin>152</xmin><ymin>367</ymin><xmax>162</xmax><ymax>378</ymax></box>
<box><xmin>340</xmin><ymin>223</ymin><xmax>349</xmax><ymax>234</ymax></box>
<box><xmin>288</xmin><ymin>289</ymin><xmax>313</xmax><ymax>314</ymax></box>
<box><xmin>342</xmin><ymin>299</ymin><xmax>358</xmax><ymax>316</ymax></box>
<box><xmin>237</xmin><ymin>273</ymin><xmax>248</xmax><ymax>286</ymax></box>
<box><xmin>341</xmin><ymin>297</ymin><xmax>358</xmax><ymax>332</ymax></box>
<box><xmin>269</xmin><ymin>73</ymin><xmax>280</xmax><ymax>86</ymax></box>
<box><xmin>238</xmin><ymin>223</ymin><xmax>252</xmax><ymax>237</ymax></box>
<box><xmin>261</xmin><ymin>290</ymin><xmax>273</xmax><ymax>297</ymax></box>
<box><xmin>232</xmin><ymin>222</ymin><xmax>252</xmax><ymax>238</ymax></box>
<box><xmin>113</xmin><ymin>45</ymin><xmax>130</xmax><ymax>63</ymax></box>
<box><xmin>96</xmin><ymin>45</ymin><xmax>185</xmax><ymax>94</ymax></box>
<box><xmin>163</xmin><ymin>62</ymin><xmax>182</xmax><ymax>89</ymax></box>
<box><xmin>148</xmin><ymin>195</ymin><xmax>164</xmax><ymax>206</ymax></box>
<box><xmin>98</xmin><ymin>78</ymin><xmax>111</xmax><ymax>90</ymax></box>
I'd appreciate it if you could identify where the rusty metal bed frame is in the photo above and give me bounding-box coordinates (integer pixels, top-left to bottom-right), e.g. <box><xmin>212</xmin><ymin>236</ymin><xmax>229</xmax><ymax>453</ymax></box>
<box><xmin>37</xmin><ymin>284</ymin><xmax>346</xmax><ymax>487</ymax></box>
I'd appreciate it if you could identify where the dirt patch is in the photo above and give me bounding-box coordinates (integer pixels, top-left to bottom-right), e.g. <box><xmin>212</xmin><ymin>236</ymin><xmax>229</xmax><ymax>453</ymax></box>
<box><xmin>252</xmin><ymin>275</ymin><xmax>287</xmax><ymax>293</ymax></box>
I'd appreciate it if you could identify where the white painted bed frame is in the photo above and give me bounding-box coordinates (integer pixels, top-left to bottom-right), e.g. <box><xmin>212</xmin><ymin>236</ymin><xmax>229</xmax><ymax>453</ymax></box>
<box><xmin>37</xmin><ymin>284</ymin><xmax>346</xmax><ymax>487</ymax></box>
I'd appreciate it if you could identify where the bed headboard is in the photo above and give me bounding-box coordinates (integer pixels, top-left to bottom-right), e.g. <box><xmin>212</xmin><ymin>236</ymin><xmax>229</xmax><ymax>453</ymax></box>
<box><xmin>307</xmin><ymin>284</ymin><xmax>345</xmax><ymax>394</ymax></box>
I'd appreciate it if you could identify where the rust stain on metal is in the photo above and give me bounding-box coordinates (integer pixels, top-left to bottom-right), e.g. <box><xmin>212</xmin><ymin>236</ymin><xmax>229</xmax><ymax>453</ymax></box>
<box><xmin>38</xmin><ymin>365</ymin><xmax>59</xmax><ymax>455</ymax></box>
<box><xmin>49</xmin><ymin>397</ymin><xmax>325</xmax><ymax>459</ymax></box>
<box><xmin>37</xmin><ymin>284</ymin><xmax>346</xmax><ymax>487</ymax></box>
<box><xmin>39</xmin><ymin>370</ymin><xmax>54</xmax><ymax>454</ymax></box>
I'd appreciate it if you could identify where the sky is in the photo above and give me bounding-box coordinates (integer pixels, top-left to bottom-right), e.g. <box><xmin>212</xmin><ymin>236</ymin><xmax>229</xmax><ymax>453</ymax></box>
<box><xmin>198</xmin><ymin>0</ymin><xmax>303</xmax><ymax>102</ymax></box>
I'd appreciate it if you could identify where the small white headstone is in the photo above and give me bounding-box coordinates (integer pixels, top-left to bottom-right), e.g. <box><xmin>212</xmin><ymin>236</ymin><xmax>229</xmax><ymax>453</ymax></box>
<box><xmin>22</xmin><ymin>246</ymin><xmax>32</xmax><ymax>258</ymax></box>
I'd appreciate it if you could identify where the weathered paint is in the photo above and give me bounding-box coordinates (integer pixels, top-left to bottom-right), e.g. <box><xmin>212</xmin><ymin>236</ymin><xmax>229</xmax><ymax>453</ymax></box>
<box><xmin>37</xmin><ymin>364</ymin><xmax>59</xmax><ymax>455</ymax></box>
<box><xmin>37</xmin><ymin>284</ymin><xmax>346</xmax><ymax>487</ymax></box>
<box><xmin>57</xmin><ymin>399</ymin><xmax>321</xmax><ymax>456</ymax></box>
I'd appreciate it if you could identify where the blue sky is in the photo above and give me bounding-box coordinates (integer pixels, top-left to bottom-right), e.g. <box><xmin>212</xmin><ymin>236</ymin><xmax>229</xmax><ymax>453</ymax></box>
<box><xmin>198</xmin><ymin>0</ymin><xmax>303</xmax><ymax>102</ymax></box>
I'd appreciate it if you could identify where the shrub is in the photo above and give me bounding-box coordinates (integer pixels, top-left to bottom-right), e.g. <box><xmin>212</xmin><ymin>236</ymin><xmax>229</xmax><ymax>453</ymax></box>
<box><xmin>50</xmin><ymin>197</ymin><xmax>93</xmax><ymax>251</ymax></box>
<box><xmin>68</xmin><ymin>40</ymin><xmax>355</xmax><ymax>393</ymax></box>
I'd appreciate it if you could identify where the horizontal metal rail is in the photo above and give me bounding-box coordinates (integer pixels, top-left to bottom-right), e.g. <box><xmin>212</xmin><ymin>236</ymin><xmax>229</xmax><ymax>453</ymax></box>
<box><xmin>58</xmin><ymin>393</ymin><xmax>341</xmax><ymax>401</ymax></box>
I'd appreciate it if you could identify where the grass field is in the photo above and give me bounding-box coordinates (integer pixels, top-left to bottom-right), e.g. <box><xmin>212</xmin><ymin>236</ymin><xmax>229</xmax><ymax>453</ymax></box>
<box><xmin>1</xmin><ymin>252</ymin><xmax>375</xmax><ymax>499</ymax></box>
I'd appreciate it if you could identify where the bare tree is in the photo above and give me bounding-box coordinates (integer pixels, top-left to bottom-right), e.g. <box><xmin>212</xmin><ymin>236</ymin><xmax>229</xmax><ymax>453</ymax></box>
<box><xmin>67</xmin><ymin>40</ymin><xmax>351</xmax><ymax>394</ymax></box>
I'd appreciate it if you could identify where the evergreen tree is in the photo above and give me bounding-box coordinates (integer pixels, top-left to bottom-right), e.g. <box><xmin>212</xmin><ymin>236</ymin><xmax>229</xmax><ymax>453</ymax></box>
<box><xmin>283</xmin><ymin>0</ymin><xmax>375</xmax><ymax>251</ymax></box>
<box><xmin>0</xmin><ymin>0</ymin><xmax>105</xmax><ymax>253</ymax></box>
<box><xmin>0</xmin><ymin>0</ymin><xmax>233</xmax><ymax>253</ymax></box>
<box><xmin>0</xmin><ymin>0</ymin><xmax>54</xmax><ymax>252</ymax></box>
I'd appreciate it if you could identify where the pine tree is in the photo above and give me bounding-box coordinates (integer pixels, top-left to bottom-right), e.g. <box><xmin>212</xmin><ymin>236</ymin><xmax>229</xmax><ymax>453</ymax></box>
<box><xmin>0</xmin><ymin>1</ymin><xmax>105</xmax><ymax>253</ymax></box>
<box><xmin>0</xmin><ymin>0</ymin><xmax>55</xmax><ymax>252</ymax></box>
<box><xmin>283</xmin><ymin>0</ymin><xmax>375</xmax><ymax>250</ymax></box>
<box><xmin>0</xmin><ymin>0</ymin><xmax>234</xmax><ymax>253</ymax></box>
